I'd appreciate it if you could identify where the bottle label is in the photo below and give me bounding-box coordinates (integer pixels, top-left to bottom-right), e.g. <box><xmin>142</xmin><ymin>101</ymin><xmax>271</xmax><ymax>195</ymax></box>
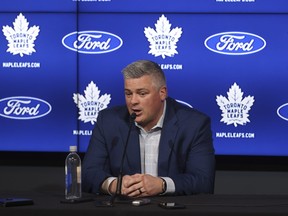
<box><xmin>77</xmin><ymin>166</ymin><xmax>81</xmax><ymax>183</ymax></box>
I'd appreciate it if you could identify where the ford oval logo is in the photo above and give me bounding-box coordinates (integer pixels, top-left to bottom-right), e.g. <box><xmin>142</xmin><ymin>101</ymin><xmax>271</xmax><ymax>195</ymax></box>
<box><xmin>62</xmin><ymin>31</ymin><xmax>123</xmax><ymax>54</ymax></box>
<box><xmin>176</xmin><ymin>99</ymin><xmax>193</xmax><ymax>108</ymax></box>
<box><xmin>277</xmin><ymin>103</ymin><xmax>288</xmax><ymax>121</ymax></box>
<box><xmin>0</xmin><ymin>96</ymin><xmax>52</xmax><ymax>120</ymax></box>
<box><xmin>204</xmin><ymin>31</ymin><xmax>266</xmax><ymax>55</ymax></box>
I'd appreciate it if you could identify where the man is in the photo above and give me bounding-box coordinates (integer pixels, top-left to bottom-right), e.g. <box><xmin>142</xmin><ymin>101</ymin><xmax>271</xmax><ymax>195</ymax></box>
<box><xmin>82</xmin><ymin>60</ymin><xmax>215</xmax><ymax>197</ymax></box>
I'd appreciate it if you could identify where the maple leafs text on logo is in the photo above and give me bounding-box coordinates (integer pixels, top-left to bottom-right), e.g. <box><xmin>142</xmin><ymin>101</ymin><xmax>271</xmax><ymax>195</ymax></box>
<box><xmin>2</xmin><ymin>13</ymin><xmax>40</xmax><ymax>57</ymax></box>
<box><xmin>144</xmin><ymin>14</ymin><xmax>182</xmax><ymax>59</ymax></box>
<box><xmin>73</xmin><ymin>81</ymin><xmax>111</xmax><ymax>125</ymax></box>
<box><xmin>216</xmin><ymin>83</ymin><xmax>255</xmax><ymax>127</ymax></box>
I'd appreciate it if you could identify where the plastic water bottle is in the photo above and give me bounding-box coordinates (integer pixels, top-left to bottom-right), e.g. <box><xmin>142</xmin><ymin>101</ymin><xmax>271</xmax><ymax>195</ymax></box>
<box><xmin>65</xmin><ymin>145</ymin><xmax>82</xmax><ymax>200</ymax></box>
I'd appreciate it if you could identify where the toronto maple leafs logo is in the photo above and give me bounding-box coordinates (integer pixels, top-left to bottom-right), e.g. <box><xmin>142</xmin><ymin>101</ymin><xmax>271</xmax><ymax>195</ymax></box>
<box><xmin>144</xmin><ymin>14</ymin><xmax>182</xmax><ymax>59</ymax></box>
<box><xmin>73</xmin><ymin>81</ymin><xmax>111</xmax><ymax>125</ymax></box>
<box><xmin>2</xmin><ymin>13</ymin><xmax>40</xmax><ymax>57</ymax></box>
<box><xmin>216</xmin><ymin>83</ymin><xmax>255</xmax><ymax>127</ymax></box>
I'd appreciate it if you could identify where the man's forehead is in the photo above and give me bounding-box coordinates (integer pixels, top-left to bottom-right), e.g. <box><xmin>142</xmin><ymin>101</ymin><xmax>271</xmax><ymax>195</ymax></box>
<box><xmin>124</xmin><ymin>86</ymin><xmax>149</xmax><ymax>92</ymax></box>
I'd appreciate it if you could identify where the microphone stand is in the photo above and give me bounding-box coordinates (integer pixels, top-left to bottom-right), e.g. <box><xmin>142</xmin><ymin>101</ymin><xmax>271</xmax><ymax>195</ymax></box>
<box><xmin>102</xmin><ymin>113</ymin><xmax>136</xmax><ymax>206</ymax></box>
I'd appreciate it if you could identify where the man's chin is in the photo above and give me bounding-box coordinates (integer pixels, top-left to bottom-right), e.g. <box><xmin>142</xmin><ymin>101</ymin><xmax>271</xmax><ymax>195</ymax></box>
<box><xmin>135</xmin><ymin>119</ymin><xmax>143</xmax><ymax>126</ymax></box>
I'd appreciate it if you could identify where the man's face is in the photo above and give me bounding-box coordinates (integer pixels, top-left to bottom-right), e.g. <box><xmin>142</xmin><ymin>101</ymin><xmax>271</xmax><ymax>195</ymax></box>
<box><xmin>124</xmin><ymin>75</ymin><xmax>167</xmax><ymax>131</ymax></box>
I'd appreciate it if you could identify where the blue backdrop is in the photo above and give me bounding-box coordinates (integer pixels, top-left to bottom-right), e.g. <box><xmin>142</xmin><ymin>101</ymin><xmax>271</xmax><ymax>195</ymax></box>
<box><xmin>0</xmin><ymin>0</ymin><xmax>288</xmax><ymax>156</ymax></box>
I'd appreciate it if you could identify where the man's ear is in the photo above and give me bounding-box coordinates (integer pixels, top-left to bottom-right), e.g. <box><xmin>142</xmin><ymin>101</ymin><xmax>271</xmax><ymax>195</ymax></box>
<box><xmin>159</xmin><ymin>86</ymin><xmax>167</xmax><ymax>101</ymax></box>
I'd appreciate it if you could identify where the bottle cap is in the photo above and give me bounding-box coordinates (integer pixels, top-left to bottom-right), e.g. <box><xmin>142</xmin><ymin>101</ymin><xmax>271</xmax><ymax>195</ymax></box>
<box><xmin>69</xmin><ymin>146</ymin><xmax>77</xmax><ymax>152</ymax></box>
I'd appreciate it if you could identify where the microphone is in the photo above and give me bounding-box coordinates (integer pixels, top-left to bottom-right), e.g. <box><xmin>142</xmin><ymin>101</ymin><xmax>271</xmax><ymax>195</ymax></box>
<box><xmin>104</xmin><ymin>113</ymin><xmax>136</xmax><ymax>206</ymax></box>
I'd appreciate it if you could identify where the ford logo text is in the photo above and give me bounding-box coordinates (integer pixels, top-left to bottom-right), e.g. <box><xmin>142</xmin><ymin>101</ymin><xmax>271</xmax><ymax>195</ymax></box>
<box><xmin>0</xmin><ymin>96</ymin><xmax>52</xmax><ymax>120</ymax></box>
<box><xmin>62</xmin><ymin>31</ymin><xmax>123</xmax><ymax>54</ymax></box>
<box><xmin>204</xmin><ymin>31</ymin><xmax>266</xmax><ymax>55</ymax></box>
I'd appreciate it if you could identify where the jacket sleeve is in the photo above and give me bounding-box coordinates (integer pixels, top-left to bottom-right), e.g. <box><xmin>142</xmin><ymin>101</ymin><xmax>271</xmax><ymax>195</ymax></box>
<box><xmin>82</xmin><ymin>112</ymin><xmax>113</xmax><ymax>194</ymax></box>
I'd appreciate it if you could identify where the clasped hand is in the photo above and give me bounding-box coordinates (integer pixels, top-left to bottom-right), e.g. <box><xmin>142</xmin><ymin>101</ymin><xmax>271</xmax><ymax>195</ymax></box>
<box><xmin>110</xmin><ymin>174</ymin><xmax>163</xmax><ymax>197</ymax></box>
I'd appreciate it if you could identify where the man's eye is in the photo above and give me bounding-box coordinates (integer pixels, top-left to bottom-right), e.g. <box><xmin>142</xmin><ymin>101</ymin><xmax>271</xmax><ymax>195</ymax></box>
<box><xmin>139</xmin><ymin>92</ymin><xmax>147</xmax><ymax>96</ymax></box>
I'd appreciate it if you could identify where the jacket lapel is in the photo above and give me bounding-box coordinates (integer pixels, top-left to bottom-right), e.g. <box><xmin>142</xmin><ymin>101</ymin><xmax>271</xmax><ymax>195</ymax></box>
<box><xmin>158</xmin><ymin>99</ymin><xmax>178</xmax><ymax>176</ymax></box>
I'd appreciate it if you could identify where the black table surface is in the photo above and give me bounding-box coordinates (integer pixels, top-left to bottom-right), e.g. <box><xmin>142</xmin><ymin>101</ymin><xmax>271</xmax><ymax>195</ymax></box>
<box><xmin>2</xmin><ymin>189</ymin><xmax>288</xmax><ymax>216</ymax></box>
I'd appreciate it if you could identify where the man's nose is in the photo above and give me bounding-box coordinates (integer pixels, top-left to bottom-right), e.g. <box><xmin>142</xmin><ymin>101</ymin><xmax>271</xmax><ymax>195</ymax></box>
<box><xmin>130</xmin><ymin>94</ymin><xmax>139</xmax><ymax>104</ymax></box>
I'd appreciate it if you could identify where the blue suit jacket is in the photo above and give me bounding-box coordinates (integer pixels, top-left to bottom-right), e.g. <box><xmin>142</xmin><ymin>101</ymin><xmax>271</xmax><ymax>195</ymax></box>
<box><xmin>82</xmin><ymin>97</ymin><xmax>215</xmax><ymax>195</ymax></box>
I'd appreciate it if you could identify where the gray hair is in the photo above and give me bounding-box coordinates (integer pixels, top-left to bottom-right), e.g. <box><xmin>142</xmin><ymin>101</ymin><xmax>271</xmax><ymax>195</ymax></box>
<box><xmin>121</xmin><ymin>60</ymin><xmax>166</xmax><ymax>89</ymax></box>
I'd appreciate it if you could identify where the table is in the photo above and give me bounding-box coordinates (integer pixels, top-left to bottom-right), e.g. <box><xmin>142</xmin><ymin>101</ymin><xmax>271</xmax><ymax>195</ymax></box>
<box><xmin>2</xmin><ymin>190</ymin><xmax>288</xmax><ymax>216</ymax></box>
